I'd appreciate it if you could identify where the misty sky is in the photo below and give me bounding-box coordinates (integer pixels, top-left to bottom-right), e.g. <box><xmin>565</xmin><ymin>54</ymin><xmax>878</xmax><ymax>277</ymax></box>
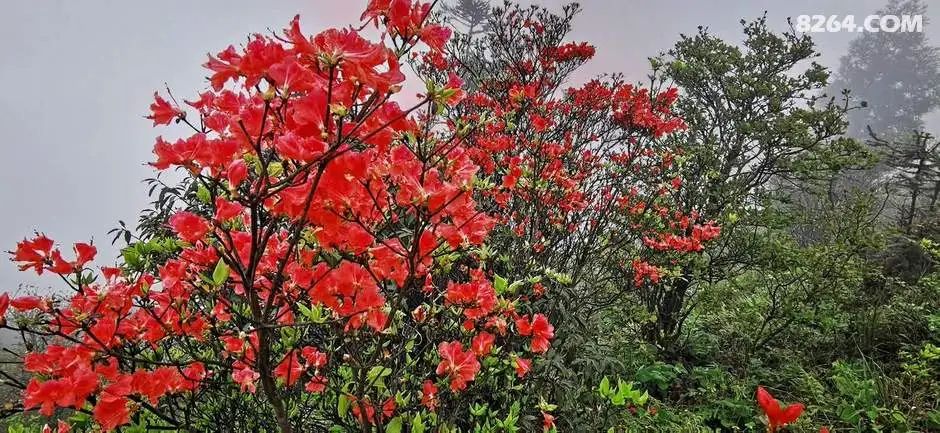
<box><xmin>0</xmin><ymin>0</ymin><xmax>932</xmax><ymax>293</ymax></box>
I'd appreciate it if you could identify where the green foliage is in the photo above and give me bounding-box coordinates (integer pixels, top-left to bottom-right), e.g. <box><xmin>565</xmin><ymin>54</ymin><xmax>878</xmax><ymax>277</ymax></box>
<box><xmin>120</xmin><ymin>236</ymin><xmax>182</xmax><ymax>273</ymax></box>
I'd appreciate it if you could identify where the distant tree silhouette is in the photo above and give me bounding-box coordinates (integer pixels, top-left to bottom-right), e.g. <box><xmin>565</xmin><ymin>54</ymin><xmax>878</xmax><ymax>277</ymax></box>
<box><xmin>870</xmin><ymin>130</ymin><xmax>940</xmax><ymax>233</ymax></box>
<box><xmin>829</xmin><ymin>0</ymin><xmax>940</xmax><ymax>140</ymax></box>
<box><xmin>442</xmin><ymin>0</ymin><xmax>491</xmax><ymax>36</ymax></box>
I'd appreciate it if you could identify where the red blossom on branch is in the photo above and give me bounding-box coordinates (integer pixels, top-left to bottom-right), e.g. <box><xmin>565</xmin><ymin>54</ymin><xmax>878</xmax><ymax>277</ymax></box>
<box><xmin>757</xmin><ymin>386</ymin><xmax>805</xmax><ymax>432</ymax></box>
<box><xmin>436</xmin><ymin>341</ymin><xmax>481</xmax><ymax>391</ymax></box>
<box><xmin>148</xmin><ymin>92</ymin><xmax>183</xmax><ymax>126</ymax></box>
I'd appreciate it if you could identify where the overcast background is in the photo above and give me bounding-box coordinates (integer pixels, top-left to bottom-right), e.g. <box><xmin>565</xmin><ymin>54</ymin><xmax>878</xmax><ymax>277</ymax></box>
<box><xmin>0</xmin><ymin>0</ymin><xmax>934</xmax><ymax>293</ymax></box>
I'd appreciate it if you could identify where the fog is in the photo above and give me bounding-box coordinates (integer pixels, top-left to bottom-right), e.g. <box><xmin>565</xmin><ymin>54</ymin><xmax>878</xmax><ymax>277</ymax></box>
<box><xmin>0</xmin><ymin>0</ymin><xmax>935</xmax><ymax>293</ymax></box>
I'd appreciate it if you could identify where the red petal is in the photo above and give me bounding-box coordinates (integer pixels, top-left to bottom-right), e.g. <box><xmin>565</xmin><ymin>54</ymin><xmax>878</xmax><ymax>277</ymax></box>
<box><xmin>779</xmin><ymin>403</ymin><xmax>805</xmax><ymax>425</ymax></box>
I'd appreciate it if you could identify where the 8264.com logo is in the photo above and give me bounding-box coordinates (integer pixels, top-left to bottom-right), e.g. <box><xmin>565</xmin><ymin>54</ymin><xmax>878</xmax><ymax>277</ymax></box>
<box><xmin>794</xmin><ymin>14</ymin><xmax>923</xmax><ymax>33</ymax></box>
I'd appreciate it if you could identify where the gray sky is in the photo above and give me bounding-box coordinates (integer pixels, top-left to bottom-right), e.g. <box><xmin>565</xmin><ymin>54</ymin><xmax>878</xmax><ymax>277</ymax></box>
<box><xmin>0</xmin><ymin>0</ymin><xmax>931</xmax><ymax>292</ymax></box>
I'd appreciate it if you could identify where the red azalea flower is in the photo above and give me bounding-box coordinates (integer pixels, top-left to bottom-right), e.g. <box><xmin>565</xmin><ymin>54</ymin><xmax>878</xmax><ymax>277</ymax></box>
<box><xmin>542</xmin><ymin>411</ymin><xmax>556</xmax><ymax>432</ymax></box>
<box><xmin>182</xmin><ymin>362</ymin><xmax>207</xmax><ymax>390</ymax></box>
<box><xmin>301</xmin><ymin>346</ymin><xmax>328</xmax><ymax>369</ymax></box>
<box><xmin>168</xmin><ymin>211</ymin><xmax>211</xmax><ymax>243</ymax></box>
<box><xmin>226</xmin><ymin>159</ymin><xmax>248</xmax><ymax>188</ymax></box>
<box><xmin>442</xmin><ymin>72</ymin><xmax>466</xmax><ymax>105</ymax></box>
<box><xmin>532</xmin><ymin>282</ymin><xmax>546</xmax><ymax>297</ymax></box>
<box><xmin>11</xmin><ymin>235</ymin><xmax>55</xmax><ymax>274</ymax></box>
<box><xmin>131</xmin><ymin>367</ymin><xmax>182</xmax><ymax>404</ymax></box>
<box><xmin>214</xmin><ymin>197</ymin><xmax>245</xmax><ymax>222</ymax></box>
<box><xmin>444</xmin><ymin>270</ymin><xmax>496</xmax><ymax>321</ymax></box>
<box><xmin>92</xmin><ymin>378</ymin><xmax>134</xmax><ymax>432</ymax></box>
<box><xmin>514</xmin><ymin>357</ymin><xmax>531</xmax><ymax>378</ymax></box>
<box><xmin>756</xmin><ymin>386</ymin><xmax>804</xmax><ymax>433</ymax></box>
<box><xmin>72</xmin><ymin>243</ymin><xmax>97</xmax><ymax>268</ymax></box>
<box><xmin>274</xmin><ymin>132</ymin><xmax>327</xmax><ymax>163</ymax></box>
<box><xmin>274</xmin><ymin>351</ymin><xmax>306</xmax><ymax>387</ymax></box>
<box><xmin>232</xmin><ymin>362</ymin><xmax>259</xmax><ymax>394</ymax></box>
<box><xmin>11</xmin><ymin>296</ymin><xmax>45</xmax><ymax>312</ymax></box>
<box><xmin>147</xmin><ymin>92</ymin><xmax>182</xmax><ymax>126</ymax></box>
<box><xmin>436</xmin><ymin>341</ymin><xmax>480</xmax><ymax>391</ymax></box>
<box><xmin>382</xmin><ymin>397</ymin><xmax>396</xmax><ymax>419</ymax></box>
<box><xmin>23</xmin><ymin>379</ymin><xmax>66</xmax><ymax>416</ymax></box>
<box><xmin>631</xmin><ymin>259</ymin><xmax>662</xmax><ymax>287</ymax></box>
<box><xmin>0</xmin><ymin>293</ymin><xmax>9</xmax><ymax>323</ymax></box>
<box><xmin>421</xmin><ymin>380</ymin><xmax>439</xmax><ymax>411</ymax></box>
<box><xmin>305</xmin><ymin>375</ymin><xmax>328</xmax><ymax>393</ymax></box>
<box><xmin>41</xmin><ymin>420</ymin><xmax>70</xmax><ymax>433</ymax></box>
<box><xmin>411</xmin><ymin>305</ymin><xmax>428</xmax><ymax>322</ymax></box>
<box><xmin>350</xmin><ymin>396</ymin><xmax>397</xmax><ymax>425</ymax></box>
<box><xmin>419</xmin><ymin>24</ymin><xmax>452</xmax><ymax>51</ymax></box>
<box><xmin>48</xmin><ymin>250</ymin><xmax>73</xmax><ymax>274</ymax></box>
<box><xmin>268</xmin><ymin>58</ymin><xmax>320</xmax><ymax>92</ymax></box>
<box><xmin>529</xmin><ymin>314</ymin><xmax>555</xmax><ymax>353</ymax></box>
<box><xmin>517</xmin><ymin>314</ymin><xmax>555</xmax><ymax>353</ymax></box>
<box><xmin>93</xmin><ymin>395</ymin><xmax>131</xmax><ymax>432</ymax></box>
<box><xmin>471</xmin><ymin>331</ymin><xmax>495</xmax><ymax>357</ymax></box>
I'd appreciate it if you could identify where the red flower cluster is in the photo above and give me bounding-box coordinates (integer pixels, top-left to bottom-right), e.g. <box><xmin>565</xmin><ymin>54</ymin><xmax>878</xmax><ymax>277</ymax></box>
<box><xmin>361</xmin><ymin>0</ymin><xmax>452</xmax><ymax>51</ymax></box>
<box><xmin>643</xmin><ymin>221</ymin><xmax>721</xmax><ymax>252</ymax></box>
<box><xmin>444</xmin><ymin>4</ymin><xmax>716</xmax><ymax>314</ymax></box>
<box><xmin>436</xmin><ymin>271</ymin><xmax>554</xmax><ymax>391</ymax></box>
<box><xmin>516</xmin><ymin>313</ymin><xmax>555</xmax><ymax>353</ymax></box>
<box><xmin>611</xmin><ymin>85</ymin><xmax>685</xmax><ymax>138</ymax></box>
<box><xmin>445</xmin><ymin>268</ymin><xmax>498</xmax><ymax>324</ymax></box>
<box><xmin>547</xmin><ymin>41</ymin><xmax>596</xmax><ymax>62</ymax></box>
<box><xmin>632</xmin><ymin>259</ymin><xmax>662</xmax><ymax>287</ymax></box>
<box><xmin>11</xmin><ymin>235</ymin><xmax>96</xmax><ymax>275</ymax></box>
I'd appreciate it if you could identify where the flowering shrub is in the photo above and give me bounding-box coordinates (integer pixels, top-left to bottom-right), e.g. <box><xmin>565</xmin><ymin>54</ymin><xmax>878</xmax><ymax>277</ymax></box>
<box><xmin>0</xmin><ymin>2</ymin><xmax>562</xmax><ymax>431</ymax></box>
<box><xmin>422</xmin><ymin>3</ymin><xmax>722</xmax><ymax>428</ymax></box>
<box><xmin>439</xmin><ymin>3</ymin><xmax>716</xmax><ymax>291</ymax></box>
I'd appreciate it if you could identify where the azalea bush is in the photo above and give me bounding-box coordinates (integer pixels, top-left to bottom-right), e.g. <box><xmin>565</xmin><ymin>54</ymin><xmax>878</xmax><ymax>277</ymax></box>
<box><xmin>427</xmin><ymin>4</ymin><xmax>721</xmax><ymax>427</ymax></box>
<box><xmin>0</xmin><ymin>2</ymin><xmax>562</xmax><ymax>431</ymax></box>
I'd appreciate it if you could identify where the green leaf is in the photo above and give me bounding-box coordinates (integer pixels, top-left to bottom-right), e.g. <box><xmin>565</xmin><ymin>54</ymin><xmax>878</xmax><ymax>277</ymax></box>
<box><xmin>297</xmin><ymin>303</ymin><xmax>325</xmax><ymax>323</ymax></box>
<box><xmin>386</xmin><ymin>416</ymin><xmax>403</xmax><ymax>433</ymax></box>
<box><xmin>366</xmin><ymin>366</ymin><xmax>392</xmax><ymax>389</ymax></box>
<box><xmin>493</xmin><ymin>274</ymin><xmax>508</xmax><ymax>293</ymax></box>
<box><xmin>598</xmin><ymin>376</ymin><xmax>611</xmax><ymax>397</ymax></box>
<box><xmin>470</xmin><ymin>402</ymin><xmax>487</xmax><ymax>416</ymax></box>
<box><xmin>267</xmin><ymin>161</ymin><xmax>284</xmax><ymax>177</ymax></box>
<box><xmin>411</xmin><ymin>414</ymin><xmax>425</xmax><ymax>433</ymax></box>
<box><xmin>212</xmin><ymin>259</ymin><xmax>230</xmax><ymax>286</ymax></box>
<box><xmin>196</xmin><ymin>184</ymin><xmax>211</xmax><ymax>204</ymax></box>
<box><xmin>338</xmin><ymin>394</ymin><xmax>350</xmax><ymax>418</ymax></box>
<box><xmin>297</xmin><ymin>303</ymin><xmax>314</xmax><ymax>320</ymax></box>
<box><xmin>122</xmin><ymin>247</ymin><xmax>142</xmax><ymax>268</ymax></box>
